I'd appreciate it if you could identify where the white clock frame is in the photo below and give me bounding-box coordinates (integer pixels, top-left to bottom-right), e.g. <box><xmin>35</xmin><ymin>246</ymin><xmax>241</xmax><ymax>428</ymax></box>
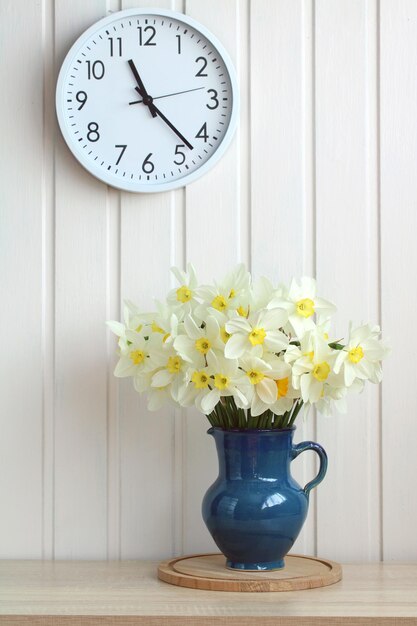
<box><xmin>55</xmin><ymin>8</ymin><xmax>239</xmax><ymax>193</ymax></box>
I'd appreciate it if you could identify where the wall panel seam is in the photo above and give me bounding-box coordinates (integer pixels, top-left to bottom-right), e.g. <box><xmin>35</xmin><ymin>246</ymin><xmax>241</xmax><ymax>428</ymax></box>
<box><xmin>375</xmin><ymin>0</ymin><xmax>383</xmax><ymax>562</ymax></box>
<box><xmin>42</xmin><ymin>0</ymin><xmax>56</xmax><ymax>561</ymax></box>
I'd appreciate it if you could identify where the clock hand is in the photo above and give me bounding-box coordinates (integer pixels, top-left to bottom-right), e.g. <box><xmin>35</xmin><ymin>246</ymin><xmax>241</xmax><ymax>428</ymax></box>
<box><xmin>129</xmin><ymin>86</ymin><xmax>205</xmax><ymax>106</ymax></box>
<box><xmin>132</xmin><ymin>85</ymin><xmax>194</xmax><ymax>150</ymax></box>
<box><xmin>127</xmin><ymin>59</ymin><xmax>157</xmax><ymax>118</ymax></box>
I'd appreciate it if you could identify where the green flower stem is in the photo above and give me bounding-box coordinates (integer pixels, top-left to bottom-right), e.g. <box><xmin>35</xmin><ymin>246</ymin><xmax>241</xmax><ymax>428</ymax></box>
<box><xmin>288</xmin><ymin>399</ymin><xmax>304</xmax><ymax>427</ymax></box>
<box><xmin>205</xmin><ymin>399</ymin><xmax>305</xmax><ymax>430</ymax></box>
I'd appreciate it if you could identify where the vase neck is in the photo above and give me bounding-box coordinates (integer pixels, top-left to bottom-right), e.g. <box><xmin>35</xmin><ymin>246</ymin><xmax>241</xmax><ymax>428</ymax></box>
<box><xmin>211</xmin><ymin>429</ymin><xmax>294</xmax><ymax>480</ymax></box>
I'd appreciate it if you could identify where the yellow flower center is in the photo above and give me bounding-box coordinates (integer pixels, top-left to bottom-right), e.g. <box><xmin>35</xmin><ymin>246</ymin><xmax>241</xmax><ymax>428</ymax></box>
<box><xmin>135</xmin><ymin>324</ymin><xmax>143</xmax><ymax>332</ymax></box>
<box><xmin>247</xmin><ymin>369</ymin><xmax>265</xmax><ymax>385</ymax></box>
<box><xmin>249</xmin><ymin>327</ymin><xmax>266</xmax><ymax>346</ymax></box>
<box><xmin>220</xmin><ymin>326</ymin><xmax>231</xmax><ymax>343</ymax></box>
<box><xmin>214</xmin><ymin>374</ymin><xmax>230</xmax><ymax>390</ymax></box>
<box><xmin>176</xmin><ymin>286</ymin><xmax>192</xmax><ymax>303</ymax></box>
<box><xmin>163</xmin><ymin>333</ymin><xmax>170</xmax><ymax>343</ymax></box>
<box><xmin>130</xmin><ymin>350</ymin><xmax>145</xmax><ymax>365</ymax></box>
<box><xmin>191</xmin><ymin>370</ymin><xmax>210</xmax><ymax>389</ymax></box>
<box><xmin>348</xmin><ymin>346</ymin><xmax>364</xmax><ymax>364</ymax></box>
<box><xmin>237</xmin><ymin>305</ymin><xmax>248</xmax><ymax>317</ymax></box>
<box><xmin>195</xmin><ymin>337</ymin><xmax>211</xmax><ymax>354</ymax></box>
<box><xmin>312</xmin><ymin>361</ymin><xmax>331</xmax><ymax>382</ymax></box>
<box><xmin>229</xmin><ymin>289</ymin><xmax>236</xmax><ymax>299</ymax></box>
<box><xmin>303</xmin><ymin>350</ymin><xmax>314</xmax><ymax>361</ymax></box>
<box><xmin>167</xmin><ymin>356</ymin><xmax>182</xmax><ymax>374</ymax></box>
<box><xmin>296</xmin><ymin>298</ymin><xmax>315</xmax><ymax>318</ymax></box>
<box><xmin>151</xmin><ymin>321</ymin><xmax>164</xmax><ymax>334</ymax></box>
<box><xmin>276</xmin><ymin>377</ymin><xmax>289</xmax><ymax>398</ymax></box>
<box><xmin>211</xmin><ymin>295</ymin><xmax>228</xmax><ymax>312</ymax></box>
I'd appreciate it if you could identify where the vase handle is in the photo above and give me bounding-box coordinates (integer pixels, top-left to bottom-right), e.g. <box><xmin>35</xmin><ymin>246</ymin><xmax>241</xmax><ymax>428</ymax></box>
<box><xmin>291</xmin><ymin>441</ymin><xmax>328</xmax><ymax>496</ymax></box>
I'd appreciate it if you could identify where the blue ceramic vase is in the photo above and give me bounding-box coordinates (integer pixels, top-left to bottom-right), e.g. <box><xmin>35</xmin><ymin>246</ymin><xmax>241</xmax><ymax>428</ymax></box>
<box><xmin>202</xmin><ymin>427</ymin><xmax>328</xmax><ymax>571</ymax></box>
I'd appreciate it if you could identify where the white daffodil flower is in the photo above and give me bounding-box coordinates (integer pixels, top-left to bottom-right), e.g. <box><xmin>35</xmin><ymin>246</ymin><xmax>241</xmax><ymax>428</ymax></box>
<box><xmin>315</xmin><ymin>379</ymin><xmax>364</xmax><ymax>416</ymax></box>
<box><xmin>141</xmin><ymin>301</ymin><xmax>182</xmax><ymax>347</ymax></box>
<box><xmin>236</xmin><ymin>355</ymin><xmax>290</xmax><ymax>417</ymax></box>
<box><xmin>225</xmin><ymin>308</ymin><xmax>289</xmax><ymax>359</ymax></box>
<box><xmin>292</xmin><ymin>335</ymin><xmax>341</xmax><ymax>404</ymax></box>
<box><xmin>269</xmin><ymin>277</ymin><xmax>336</xmax><ymax>339</ymax></box>
<box><xmin>177</xmin><ymin>365</ymin><xmax>213</xmax><ymax>412</ymax></box>
<box><xmin>149</xmin><ymin>344</ymin><xmax>186</xmax><ymax>403</ymax></box>
<box><xmin>194</xmin><ymin>263</ymin><xmax>251</xmax><ymax>319</ymax></box>
<box><xmin>167</xmin><ymin>263</ymin><xmax>199</xmax><ymax>312</ymax></box>
<box><xmin>269</xmin><ymin>371</ymin><xmax>300</xmax><ymax>416</ymax></box>
<box><xmin>113</xmin><ymin>329</ymin><xmax>163</xmax><ymax>378</ymax></box>
<box><xmin>174</xmin><ymin>313</ymin><xmax>223</xmax><ymax>368</ymax></box>
<box><xmin>198</xmin><ymin>352</ymin><xmax>249</xmax><ymax>414</ymax></box>
<box><xmin>106</xmin><ymin>299</ymin><xmax>149</xmax><ymax>353</ymax></box>
<box><xmin>334</xmin><ymin>324</ymin><xmax>389</xmax><ymax>386</ymax></box>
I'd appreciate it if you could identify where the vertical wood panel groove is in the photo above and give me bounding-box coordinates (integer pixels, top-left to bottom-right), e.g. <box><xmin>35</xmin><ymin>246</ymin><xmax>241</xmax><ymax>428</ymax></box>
<box><xmin>364</xmin><ymin>0</ymin><xmax>382</xmax><ymax>562</ymax></box>
<box><xmin>106</xmin><ymin>187</ymin><xmax>121</xmax><ymax>560</ymax></box>
<box><xmin>375</xmin><ymin>0</ymin><xmax>384</xmax><ymax>562</ymax></box>
<box><xmin>301</xmin><ymin>0</ymin><xmax>317</xmax><ymax>558</ymax></box>
<box><xmin>237</xmin><ymin>0</ymin><xmax>251</xmax><ymax>270</ymax></box>
<box><xmin>170</xmin><ymin>182</ymin><xmax>186</xmax><ymax>556</ymax></box>
<box><xmin>104</xmin><ymin>0</ymin><xmax>122</xmax><ymax>556</ymax></box>
<box><xmin>41</xmin><ymin>0</ymin><xmax>56</xmax><ymax>561</ymax></box>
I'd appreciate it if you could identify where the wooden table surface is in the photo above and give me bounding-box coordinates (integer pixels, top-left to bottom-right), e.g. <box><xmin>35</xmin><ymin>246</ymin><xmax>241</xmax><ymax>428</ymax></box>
<box><xmin>1</xmin><ymin>559</ymin><xmax>417</xmax><ymax>625</ymax></box>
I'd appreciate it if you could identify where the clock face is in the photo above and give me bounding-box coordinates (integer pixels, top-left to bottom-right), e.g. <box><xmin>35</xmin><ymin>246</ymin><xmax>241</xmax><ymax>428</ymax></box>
<box><xmin>56</xmin><ymin>8</ymin><xmax>238</xmax><ymax>193</ymax></box>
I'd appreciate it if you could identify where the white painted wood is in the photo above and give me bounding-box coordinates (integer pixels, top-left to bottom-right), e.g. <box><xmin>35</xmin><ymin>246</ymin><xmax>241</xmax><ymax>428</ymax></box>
<box><xmin>54</xmin><ymin>0</ymin><xmax>109</xmax><ymax>558</ymax></box>
<box><xmin>185</xmin><ymin>0</ymin><xmax>240</xmax><ymax>282</ymax></box>
<box><xmin>314</xmin><ymin>0</ymin><xmax>380</xmax><ymax>562</ymax></box>
<box><xmin>380</xmin><ymin>0</ymin><xmax>417</xmax><ymax>561</ymax></box>
<box><xmin>182</xmin><ymin>0</ymin><xmax>242</xmax><ymax>555</ymax></box>
<box><xmin>1</xmin><ymin>0</ymin><xmax>415</xmax><ymax>563</ymax></box>
<box><xmin>0</xmin><ymin>0</ymin><xmax>44</xmax><ymax>558</ymax></box>
<box><xmin>117</xmin><ymin>0</ymin><xmax>179</xmax><ymax>563</ymax></box>
<box><xmin>250</xmin><ymin>0</ymin><xmax>316</xmax><ymax>557</ymax></box>
<box><xmin>250</xmin><ymin>0</ymin><xmax>305</xmax><ymax>285</ymax></box>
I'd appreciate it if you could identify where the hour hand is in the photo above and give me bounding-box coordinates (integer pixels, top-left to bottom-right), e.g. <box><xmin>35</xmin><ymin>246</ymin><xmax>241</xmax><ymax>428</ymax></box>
<box><xmin>127</xmin><ymin>59</ymin><xmax>157</xmax><ymax>118</ymax></box>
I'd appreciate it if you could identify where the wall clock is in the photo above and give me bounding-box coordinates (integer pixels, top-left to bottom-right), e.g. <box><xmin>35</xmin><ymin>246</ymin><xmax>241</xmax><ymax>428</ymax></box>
<box><xmin>56</xmin><ymin>8</ymin><xmax>239</xmax><ymax>193</ymax></box>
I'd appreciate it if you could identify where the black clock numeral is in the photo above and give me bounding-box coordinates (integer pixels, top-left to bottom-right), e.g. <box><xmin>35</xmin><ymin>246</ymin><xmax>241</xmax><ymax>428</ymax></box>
<box><xmin>176</xmin><ymin>34</ymin><xmax>181</xmax><ymax>54</ymax></box>
<box><xmin>174</xmin><ymin>144</ymin><xmax>186</xmax><ymax>166</ymax></box>
<box><xmin>195</xmin><ymin>122</ymin><xmax>208</xmax><ymax>142</ymax></box>
<box><xmin>138</xmin><ymin>26</ymin><xmax>156</xmax><ymax>46</ymax></box>
<box><xmin>206</xmin><ymin>89</ymin><xmax>219</xmax><ymax>110</ymax></box>
<box><xmin>108</xmin><ymin>37</ymin><xmax>122</xmax><ymax>57</ymax></box>
<box><xmin>115</xmin><ymin>144</ymin><xmax>127</xmax><ymax>165</ymax></box>
<box><xmin>86</xmin><ymin>60</ymin><xmax>105</xmax><ymax>80</ymax></box>
<box><xmin>87</xmin><ymin>122</ymin><xmax>100</xmax><ymax>142</ymax></box>
<box><xmin>76</xmin><ymin>91</ymin><xmax>87</xmax><ymax>110</ymax></box>
<box><xmin>195</xmin><ymin>56</ymin><xmax>208</xmax><ymax>77</ymax></box>
<box><xmin>142</xmin><ymin>153</ymin><xmax>155</xmax><ymax>173</ymax></box>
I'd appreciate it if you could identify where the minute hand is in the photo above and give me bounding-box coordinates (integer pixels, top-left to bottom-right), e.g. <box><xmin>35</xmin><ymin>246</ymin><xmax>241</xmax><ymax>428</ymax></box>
<box><xmin>146</xmin><ymin>99</ymin><xmax>194</xmax><ymax>150</ymax></box>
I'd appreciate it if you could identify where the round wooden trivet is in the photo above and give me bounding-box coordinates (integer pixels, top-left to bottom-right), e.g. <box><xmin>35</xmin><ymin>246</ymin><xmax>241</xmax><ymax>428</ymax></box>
<box><xmin>158</xmin><ymin>552</ymin><xmax>342</xmax><ymax>592</ymax></box>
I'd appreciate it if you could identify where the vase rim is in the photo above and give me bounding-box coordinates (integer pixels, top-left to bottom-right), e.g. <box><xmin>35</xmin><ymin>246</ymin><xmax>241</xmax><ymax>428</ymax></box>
<box><xmin>207</xmin><ymin>426</ymin><xmax>296</xmax><ymax>435</ymax></box>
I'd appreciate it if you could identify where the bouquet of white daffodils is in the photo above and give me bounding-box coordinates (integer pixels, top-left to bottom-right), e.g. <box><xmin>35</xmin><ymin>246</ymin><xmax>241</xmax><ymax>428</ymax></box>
<box><xmin>107</xmin><ymin>264</ymin><xmax>388</xmax><ymax>429</ymax></box>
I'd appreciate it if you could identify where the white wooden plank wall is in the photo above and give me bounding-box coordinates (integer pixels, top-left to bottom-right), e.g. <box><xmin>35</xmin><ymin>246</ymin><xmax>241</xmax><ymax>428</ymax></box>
<box><xmin>0</xmin><ymin>0</ymin><xmax>415</xmax><ymax>562</ymax></box>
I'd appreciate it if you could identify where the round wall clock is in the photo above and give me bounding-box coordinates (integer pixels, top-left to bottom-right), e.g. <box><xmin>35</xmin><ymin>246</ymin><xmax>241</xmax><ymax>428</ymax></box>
<box><xmin>56</xmin><ymin>8</ymin><xmax>239</xmax><ymax>193</ymax></box>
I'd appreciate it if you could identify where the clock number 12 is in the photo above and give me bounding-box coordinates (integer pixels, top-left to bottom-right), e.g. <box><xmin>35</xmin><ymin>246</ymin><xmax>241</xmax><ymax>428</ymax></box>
<box><xmin>138</xmin><ymin>26</ymin><xmax>156</xmax><ymax>46</ymax></box>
